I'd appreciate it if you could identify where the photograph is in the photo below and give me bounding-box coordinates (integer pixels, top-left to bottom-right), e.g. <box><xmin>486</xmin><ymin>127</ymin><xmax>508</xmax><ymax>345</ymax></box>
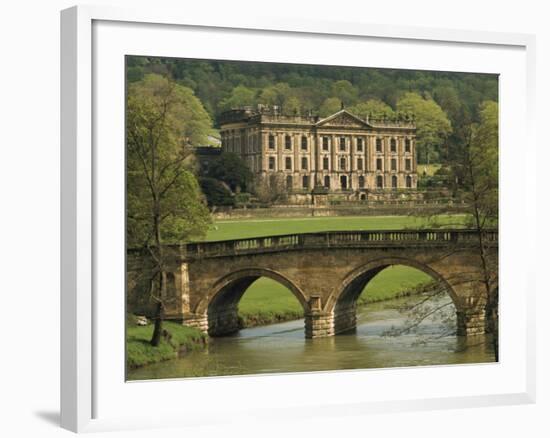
<box><xmin>125</xmin><ymin>56</ymin><xmax>499</xmax><ymax>381</ymax></box>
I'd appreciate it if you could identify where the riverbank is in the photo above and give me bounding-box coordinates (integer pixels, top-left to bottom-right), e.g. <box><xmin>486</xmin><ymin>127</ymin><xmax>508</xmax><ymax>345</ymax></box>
<box><xmin>127</xmin><ymin>294</ymin><xmax>494</xmax><ymax>381</ymax></box>
<box><xmin>126</xmin><ymin>316</ymin><xmax>208</xmax><ymax>369</ymax></box>
<box><xmin>238</xmin><ymin>266</ymin><xmax>433</xmax><ymax>329</ymax></box>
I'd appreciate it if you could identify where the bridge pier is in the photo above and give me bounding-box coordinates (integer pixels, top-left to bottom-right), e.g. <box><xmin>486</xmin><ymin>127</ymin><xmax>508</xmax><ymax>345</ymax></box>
<box><xmin>182</xmin><ymin>313</ymin><xmax>209</xmax><ymax>333</ymax></box>
<box><xmin>456</xmin><ymin>309</ymin><xmax>486</xmax><ymax>336</ymax></box>
<box><xmin>333</xmin><ymin>303</ymin><xmax>357</xmax><ymax>334</ymax></box>
<box><xmin>305</xmin><ymin>311</ymin><xmax>335</xmax><ymax>338</ymax></box>
<box><xmin>207</xmin><ymin>305</ymin><xmax>241</xmax><ymax>337</ymax></box>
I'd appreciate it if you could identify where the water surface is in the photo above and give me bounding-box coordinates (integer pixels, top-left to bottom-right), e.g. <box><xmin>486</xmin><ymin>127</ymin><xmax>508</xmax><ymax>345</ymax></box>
<box><xmin>127</xmin><ymin>297</ymin><xmax>495</xmax><ymax>380</ymax></box>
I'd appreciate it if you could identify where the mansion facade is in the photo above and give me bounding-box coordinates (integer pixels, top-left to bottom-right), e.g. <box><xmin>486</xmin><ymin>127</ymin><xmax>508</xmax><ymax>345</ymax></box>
<box><xmin>219</xmin><ymin>107</ymin><xmax>417</xmax><ymax>201</ymax></box>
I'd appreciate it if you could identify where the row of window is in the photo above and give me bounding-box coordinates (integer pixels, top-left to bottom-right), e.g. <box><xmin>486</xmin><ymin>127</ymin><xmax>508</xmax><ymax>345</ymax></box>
<box><xmin>267</xmin><ymin>135</ymin><xmax>413</xmax><ymax>153</ymax></box>
<box><xmin>285</xmin><ymin>174</ymin><xmax>414</xmax><ymax>190</ymax></box>
<box><xmin>267</xmin><ymin>156</ymin><xmax>412</xmax><ymax>171</ymax></box>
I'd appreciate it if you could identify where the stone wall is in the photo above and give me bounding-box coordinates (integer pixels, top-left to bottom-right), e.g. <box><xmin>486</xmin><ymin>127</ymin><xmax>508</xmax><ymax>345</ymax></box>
<box><xmin>212</xmin><ymin>203</ymin><xmax>469</xmax><ymax>220</ymax></box>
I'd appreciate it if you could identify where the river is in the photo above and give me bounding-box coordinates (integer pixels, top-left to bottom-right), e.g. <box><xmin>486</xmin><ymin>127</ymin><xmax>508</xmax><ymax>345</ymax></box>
<box><xmin>127</xmin><ymin>296</ymin><xmax>495</xmax><ymax>381</ymax></box>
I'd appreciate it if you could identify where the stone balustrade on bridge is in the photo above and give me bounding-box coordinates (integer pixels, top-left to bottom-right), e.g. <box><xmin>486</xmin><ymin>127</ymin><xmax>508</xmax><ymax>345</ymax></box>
<box><xmin>183</xmin><ymin>229</ymin><xmax>497</xmax><ymax>259</ymax></box>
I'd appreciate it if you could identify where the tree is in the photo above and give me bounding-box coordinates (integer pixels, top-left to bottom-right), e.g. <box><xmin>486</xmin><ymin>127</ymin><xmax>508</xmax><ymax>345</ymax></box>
<box><xmin>199</xmin><ymin>177</ymin><xmax>235</xmax><ymax>207</ymax></box>
<box><xmin>254</xmin><ymin>174</ymin><xmax>288</xmax><ymax>204</ymax></box>
<box><xmin>331</xmin><ymin>80</ymin><xmax>358</xmax><ymax>106</ymax></box>
<box><xmin>206</xmin><ymin>151</ymin><xmax>253</xmax><ymax>192</ymax></box>
<box><xmin>461</xmin><ymin>101</ymin><xmax>499</xmax><ymax>359</ymax></box>
<box><xmin>319</xmin><ymin>97</ymin><xmax>342</xmax><ymax>117</ymax></box>
<box><xmin>126</xmin><ymin>74</ymin><xmax>211</xmax><ymax>346</ymax></box>
<box><xmin>348</xmin><ymin>99</ymin><xmax>395</xmax><ymax>119</ymax></box>
<box><xmin>284</xmin><ymin>96</ymin><xmax>301</xmax><ymax>115</ymax></box>
<box><xmin>258</xmin><ymin>86</ymin><xmax>278</xmax><ymax>106</ymax></box>
<box><xmin>397</xmin><ymin>92</ymin><xmax>452</xmax><ymax>164</ymax></box>
<box><xmin>220</xmin><ymin>85</ymin><xmax>256</xmax><ymax>110</ymax></box>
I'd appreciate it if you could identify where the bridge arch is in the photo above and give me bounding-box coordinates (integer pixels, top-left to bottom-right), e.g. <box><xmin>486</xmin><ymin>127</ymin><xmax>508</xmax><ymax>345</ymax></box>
<box><xmin>196</xmin><ymin>268</ymin><xmax>309</xmax><ymax>336</ymax></box>
<box><xmin>325</xmin><ymin>256</ymin><xmax>462</xmax><ymax>335</ymax></box>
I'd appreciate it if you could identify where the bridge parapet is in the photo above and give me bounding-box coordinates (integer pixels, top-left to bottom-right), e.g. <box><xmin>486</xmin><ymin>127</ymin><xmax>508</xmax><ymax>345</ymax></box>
<box><xmin>183</xmin><ymin>229</ymin><xmax>497</xmax><ymax>259</ymax></box>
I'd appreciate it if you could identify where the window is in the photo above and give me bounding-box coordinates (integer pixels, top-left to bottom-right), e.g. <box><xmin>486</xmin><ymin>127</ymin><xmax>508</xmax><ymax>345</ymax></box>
<box><xmin>340</xmin><ymin>175</ymin><xmax>348</xmax><ymax>189</ymax></box>
<box><xmin>376</xmin><ymin>175</ymin><xmax>384</xmax><ymax>188</ymax></box>
<box><xmin>376</xmin><ymin>138</ymin><xmax>383</xmax><ymax>152</ymax></box>
<box><xmin>301</xmin><ymin>136</ymin><xmax>308</xmax><ymax>150</ymax></box>
<box><xmin>268</xmin><ymin>135</ymin><xmax>275</xmax><ymax>149</ymax></box>
<box><xmin>357</xmin><ymin>138</ymin><xmax>363</xmax><ymax>152</ymax></box>
<box><xmin>322</xmin><ymin>137</ymin><xmax>329</xmax><ymax>151</ymax></box>
<box><xmin>376</xmin><ymin>158</ymin><xmax>383</xmax><ymax>171</ymax></box>
<box><xmin>405</xmin><ymin>158</ymin><xmax>411</xmax><ymax>171</ymax></box>
<box><xmin>323</xmin><ymin>156</ymin><xmax>329</xmax><ymax>170</ymax></box>
<box><xmin>340</xmin><ymin>157</ymin><xmax>346</xmax><ymax>171</ymax></box>
<box><xmin>391</xmin><ymin>158</ymin><xmax>397</xmax><ymax>171</ymax></box>
<box><xmin>301</xmin><ymin>157</ymin><xmax>308</xmax><ymax>170</ymax></box>
<box><xmin>406</xmin><ymin>175</ymin><xmax>412</xmax><ymax>188</ymax></box>
<box><xmin>357</xmin><ymin>158</ymin><xmax>363</xmax><ymax>171</ymax></box>
<box><xmin>390</xmin><ymin>138</ymin><xmax>397</xmax><ymax>152</ymax></box>
<box><xmin>359</xmin><ymin>175</ymin><xmax>365</xmax><ymax>188</ymax></box>
<box><xmin>302</xmin><ymin>175</ymin><xmax>309</xmax><ymax>189</ymax></box>
<box><xmin>392</xmin><ymin>175</ymin><xmax>398</xmax><ymax>189</ymax></box>
<box><xmin>285</xmin><ymin>157</ymin><xmax>292</xmax><ymax>170</ymax></box>
<box><xmin>268</xmin><ymin>156</ymin><xmax>275</xmax><ymax>170</ymax></box>
<box><xmin>339</xmin><ymin>137</ymin><xmax>346</xmax><ymax>151</ymax></box>
<box><xmin>405</xmin><ymin>138</ymin><xmax>411</xmax><ymax>153</ymax></box>
<box><xmin>324</xmin><ymin>175</ymin><xmax>330</xmax><ymax>188</ymax></box>
<box><xmin>285</xmin><ymin>135</ymin><xmax>292</xmax><ymax>150</ymax></box>
<box><xmin>286</xmin><ymin>175</ymin><xmax>293</xmax><ymax>190</ymax></box>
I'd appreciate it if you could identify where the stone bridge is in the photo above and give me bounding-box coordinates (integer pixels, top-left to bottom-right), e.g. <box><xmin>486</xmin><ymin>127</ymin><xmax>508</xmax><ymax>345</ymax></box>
<box><xmin>127</xmin><ymin>229</ymin><xmax>498</xmax><ymax>338</ymax></box>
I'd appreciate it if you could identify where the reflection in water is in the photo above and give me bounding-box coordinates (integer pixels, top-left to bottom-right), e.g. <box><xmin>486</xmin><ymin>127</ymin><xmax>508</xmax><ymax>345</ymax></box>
<box><xmin>127</xmin><ymin>297</ymin><xmax>495</xmax><ymax>381</ymax></box>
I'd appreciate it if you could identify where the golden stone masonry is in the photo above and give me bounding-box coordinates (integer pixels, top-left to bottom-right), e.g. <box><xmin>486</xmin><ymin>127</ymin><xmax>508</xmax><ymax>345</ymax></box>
<box><xmin>219</xmin><ymin>106</ymin><xmax>417</xmax><ymax>203</ymax></box>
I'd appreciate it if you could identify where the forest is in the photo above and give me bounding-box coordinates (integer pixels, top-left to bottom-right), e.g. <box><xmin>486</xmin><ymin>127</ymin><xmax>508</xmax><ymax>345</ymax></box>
<box><xmin>127</xmin><ymin>56</ymin><xmax>498</xmax><ymax>166</ymax></box>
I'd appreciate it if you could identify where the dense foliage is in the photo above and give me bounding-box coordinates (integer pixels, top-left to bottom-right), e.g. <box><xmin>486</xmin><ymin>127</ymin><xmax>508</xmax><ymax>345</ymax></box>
<box><xmin>204</xmin><ymin>151</ymin><xmax>254</xmax><ymax>192</ymax></box>
<box><xmin>127</xmin><ymin>56</ymin><xmax>497</xmax><ymax>164</ymax></box>
<box><xmin>199</xmin><ymin>177</ymin><xmax>235</xmax><ymax>207</ymax></box>
<box><xmin>126</xmin><ymin>74</ymin><xmax>211</xmax><ymax>247</ymax></box>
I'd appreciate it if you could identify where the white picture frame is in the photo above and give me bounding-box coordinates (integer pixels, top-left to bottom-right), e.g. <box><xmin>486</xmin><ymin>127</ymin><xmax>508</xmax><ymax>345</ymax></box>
<box><xmin>60</xmin><ymin>4</ymin><xmax>536</xmax><ymax>433</ymax></box>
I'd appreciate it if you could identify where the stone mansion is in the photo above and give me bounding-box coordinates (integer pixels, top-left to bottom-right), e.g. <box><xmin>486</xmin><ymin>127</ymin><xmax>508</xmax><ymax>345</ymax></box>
<box><xmin>218</xmin><ymin>106</ymin><xmax>417</xmax><ymax>202</ymax></box>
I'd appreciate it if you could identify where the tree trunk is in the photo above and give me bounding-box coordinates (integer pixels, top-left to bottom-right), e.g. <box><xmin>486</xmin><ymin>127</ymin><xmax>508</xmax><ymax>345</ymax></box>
<box><xmin>485</xmin><ymin>290</ymin><xmax>499</xmax><ymax>361</ymax></box>
<box><xmin>150</xmin><ymin>194</ymin><xmax>167</xmax><ymax>346</ymax></box>
<box><xmin>150</xmin><ymin>300</ymin><xmax>165</xmax><ymax>347</ymax></box>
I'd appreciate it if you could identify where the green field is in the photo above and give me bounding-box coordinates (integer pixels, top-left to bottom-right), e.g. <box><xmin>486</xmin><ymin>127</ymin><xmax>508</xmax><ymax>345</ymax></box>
<box><xmin>203</xmin><ymin>214</ymin><xmax>468</xmax><ymax>242</ymax></box>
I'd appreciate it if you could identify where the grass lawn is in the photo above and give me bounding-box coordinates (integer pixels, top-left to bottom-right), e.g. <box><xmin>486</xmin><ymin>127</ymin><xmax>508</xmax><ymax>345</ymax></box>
<box><xmin>126</xmin><ymin>319</ymin><xmax>207</xmax><ymax>369</ymax></box>
<box><xmin>238</xmin><ymin>266</ymin><xmax>432</xmax><ymax>326</ymax></box>
<box><xmin>203</xmin><ymin>214</ymin><xmax>468</xmax><ymax>242</ymax></box>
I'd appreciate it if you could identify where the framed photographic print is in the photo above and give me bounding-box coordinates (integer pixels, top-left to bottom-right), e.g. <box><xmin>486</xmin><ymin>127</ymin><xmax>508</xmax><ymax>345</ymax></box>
<box><xmin>61</xmin><ymin>4</ymin><xmax>536</xmax><ymax>433</ymax></box>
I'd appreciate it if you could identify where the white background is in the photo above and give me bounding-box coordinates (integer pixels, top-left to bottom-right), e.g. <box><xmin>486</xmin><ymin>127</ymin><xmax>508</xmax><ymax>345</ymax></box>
<box><xmin>0</xmin><ymin>0</ymin><xmax>547</xmax><ymax>437</ymax></box>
